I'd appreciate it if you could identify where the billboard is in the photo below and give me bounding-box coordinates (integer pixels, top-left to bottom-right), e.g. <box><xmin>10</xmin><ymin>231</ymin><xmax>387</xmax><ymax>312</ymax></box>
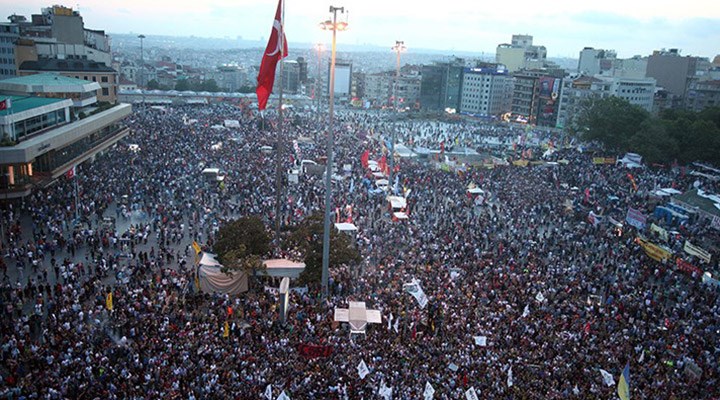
<box><xmin>536</xmin><ymin>76</ymin><xmax>561</xmax><ymax>127</ymax></box>
<box><xmin>329</xmin><ymin>62</ymin><xmax>352</xmax><ymax>96</ymax></box>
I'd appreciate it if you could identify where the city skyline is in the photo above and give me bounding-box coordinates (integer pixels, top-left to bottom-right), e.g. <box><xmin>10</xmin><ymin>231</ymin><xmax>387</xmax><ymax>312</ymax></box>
<box><xmin>1</xmin><ymin>0</ymin><xmax>719</xmax><ymax>59</ymax></box>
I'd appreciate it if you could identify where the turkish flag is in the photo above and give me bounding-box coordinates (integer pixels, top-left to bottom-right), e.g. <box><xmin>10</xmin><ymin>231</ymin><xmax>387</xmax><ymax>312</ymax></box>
<box><xmin>256</xmin><ymin>0</ymin><xmax>288</xmax><ymax>111</ymax></box>
<box><xmin>0</xmin><ymin>98</ymin><xmax>11</xmax><ymax>111</ymax></box>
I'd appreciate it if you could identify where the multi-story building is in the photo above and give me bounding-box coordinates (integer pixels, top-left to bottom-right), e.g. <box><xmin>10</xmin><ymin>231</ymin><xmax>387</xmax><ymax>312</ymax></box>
<box><xmin>685</xmin><ymin>80</ymin><xmax>720</xmax><ymax>112</ymax></box>
<box><xmin>593</xmin><ymin>76</ymin><xmax>656</xmax><ymax>112</ymax></box>
<box><xmin>0</xmin><ymin>23</ymin><xmax>19</xmax><ymax>80</ymax></box>
<box><xmin>556</xmin><ymin>75</ymin><xmax>655</xmax><ymax>130</ymax></box>
<box><xmin>0</xmin><ymin>74</ymin><xmax>131</xmax><ymax>199</ymax></box>
<box><xmin>363</xmin><ymin>71</ymin><xmax>392</xmax><ymax>107</ymax></box>
<box><xmin>281</xmin><ymin>59</ymin><xmax>301</xmax><ymax>95</ymax></box>
<box><xmin>511</xmin><ymin>70</ymin><xmax>543</xmax><ymax>123</ymax></box>
<box><xmin>496</xmin><ymin>34</ymin><xmax>547</xmax><ymax>73</ymax></box>
<box><xmin>419</xmin><ymin>58</ymin><xmax>465</xmax><ymax>112</ymax></box>
<box><xmin>394</xmin><ymin>71</ymin><xmax>422</xmax><ymax>110</ymax></box>
<box><xmin>578</xmin><ymin>47</ymin><xmax>617</xmax><ymax>76</ymax></box>
<box><xmin>645</xmin><ymin>49</ymin><xmax>699</xmax><ymax>99</ymax></box>
<box><xmin>459</xmin><ymin>66</ymin><xmax>512</xmax><ymax>116</ymax></box>
<box><xmin>19</xmin><ymin>58</ymin><xmax>118</xmax><ymax>103</ymax></box>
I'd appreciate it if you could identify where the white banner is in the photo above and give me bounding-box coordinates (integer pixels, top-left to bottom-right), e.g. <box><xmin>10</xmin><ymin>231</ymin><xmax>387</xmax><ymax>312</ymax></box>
<box><xmin>684</xmin><ymin>241</ymin><xmax>712</xmax><ymax>263</ymax></box>
<box><xmin>403</xmin><ymin>278</ymin><xmax>428</xmax><ymax>309</ymax></box>
<box><xmin>277</xmin><ymin>391</ymin><xmax>290</xmax><ymax>400</ymax></box>
<box><xmin>473</xmin><ymin>336</ymin><xmax>487</xmax><ymax>346</ymax></box>
<box><xmin>465</xmin><ymin>387</ymin><xmax>479</xmax><ymax>400</ymax></box>
<box><xmin>423</xmin><ymin>382</ymin><xmax>435</xmax><ymax>400</ymax></box>
<box><xmin>358</xmin><ymin>360</ymin><xmax>370</xmax><ymax>379</ymax></box>
<box><xmin>599</xmin><ymin>369</ymin><xmax>615</xmax><ymax>386</ymax></box>
<box><xmin>264</xmin><ymin>384</ymin><xmax>272</xmax><ymax>400</ymax></box>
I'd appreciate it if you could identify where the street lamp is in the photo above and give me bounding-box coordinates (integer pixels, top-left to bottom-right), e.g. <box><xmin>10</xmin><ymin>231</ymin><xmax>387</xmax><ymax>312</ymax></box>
<box><xmin>314</xmin><ymin>43</ymin><xmax>324</xmax><ymax>124</ymax></box>
<box><xmin>320</xmin><ymin>5</ymin><xmax>347</xmax><ymax>298</ymax></box>
<box><xmin>388</xmin><ymin>40</ymin><xmax>406</xmax><ymax>194</ymax></box>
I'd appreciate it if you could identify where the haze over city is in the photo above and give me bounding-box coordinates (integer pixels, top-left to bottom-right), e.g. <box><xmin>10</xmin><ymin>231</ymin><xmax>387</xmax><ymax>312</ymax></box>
<box><xmin>2</xmin><ymin>0</ymin><xmax>720</xmax><ymax>58</ymax></box>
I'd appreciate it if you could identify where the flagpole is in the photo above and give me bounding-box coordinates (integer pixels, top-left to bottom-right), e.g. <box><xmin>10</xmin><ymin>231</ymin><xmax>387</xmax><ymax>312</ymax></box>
<box><xmin>274</xmin><ymin>0</ymin><xmax>286</xmax><ymax>246</ymax></box>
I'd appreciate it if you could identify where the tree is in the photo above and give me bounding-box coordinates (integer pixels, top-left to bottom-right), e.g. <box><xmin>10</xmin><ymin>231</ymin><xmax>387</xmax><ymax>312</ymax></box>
<box><xmin>147</xmin><ymin>79</ymin><xmax>160</xmax><ymax>90</ymax></box>
<box><xmin>286</xmin><ymin>213</ymin><xmax>361</xmax><ymax>285</ymax></box>
<box><xmin>199</xmin><ymin>79</ymin><xmax>220</xmax><ymax>92</ymax></box>
<box><xmin>627</xmin><ymin>119</ymin><xmax>678</xmax><ymax>165</ymax></box>
<box><xmin>174</xmin><ymin>79</ymin><xmax>190</xmax><ymax>91</ymax></box>
<box><xmin>679</xmin><ymin>120</ymin><xmax>720</xmax><ymax>165</ymax></box>
<box><xmin>575</xmin><ymin>96</ymin><xmax>650</xmax><ymax>152</ymax></box>
<box><xmin>213</xmin><ymin>216</ymin><xmax>271</xmax><ymax>275</ymax></box>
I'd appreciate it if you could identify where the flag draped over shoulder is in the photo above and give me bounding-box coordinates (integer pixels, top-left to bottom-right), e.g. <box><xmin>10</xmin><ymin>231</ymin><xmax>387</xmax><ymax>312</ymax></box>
<box><xmin>256</xmin><ymin>0</ymin><xmax>288</xmax><ymax>111</ymax></box>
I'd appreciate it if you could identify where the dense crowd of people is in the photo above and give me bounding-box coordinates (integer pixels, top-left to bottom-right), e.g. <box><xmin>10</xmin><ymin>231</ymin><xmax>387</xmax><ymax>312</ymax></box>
<box><xmin>1</xmin><ymin>103</ymin><xmax>719</xmax><ymax>399</ymax></box>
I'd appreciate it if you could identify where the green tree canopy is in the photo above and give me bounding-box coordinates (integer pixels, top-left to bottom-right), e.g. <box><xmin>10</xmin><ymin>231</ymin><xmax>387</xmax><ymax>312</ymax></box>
<box><xmin>627</xmin><ymin>119</ymin><xmax>678</xmax><ymax>164</ymax></box>
<box><xmin>286</xmin><ymin>213</ymin><xmax>361</xmax><ymax>285</ymax></box>
<box><xmin>576</xmin><ymin>96</ymin><xmax>650</xmax><ymax>152</ymax></box>
<box><xmin>213</xmin><ymin>216</ymin><xmax>271</xmax><ymax>274</ymax></box>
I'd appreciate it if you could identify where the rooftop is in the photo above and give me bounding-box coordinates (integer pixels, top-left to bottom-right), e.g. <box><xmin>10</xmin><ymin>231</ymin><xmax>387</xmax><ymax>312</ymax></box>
<box><xmin>0</xmin><ymin>95</ymin><xmax>68</xmax><ymax>116</ymax></box>
<box><xmin>0</xmin><ymin>73</ymin><xmax>101</xmax><ymax>93</ymax></box>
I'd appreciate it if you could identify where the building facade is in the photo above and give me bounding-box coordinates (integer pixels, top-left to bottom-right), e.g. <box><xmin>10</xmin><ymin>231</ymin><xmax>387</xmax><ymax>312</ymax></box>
<box><xmin>19</xmin><ymin>59</ymin><xmax>118</xmax><ymax>103</ymax></box>
<box><xmin>646</xmin><ymin>49</ymin><xmax>698</xmax><ymax>98</ymax></box>
<box><xmin>459</xmin><ymin>66</ymin><xmax>512</xmax><ymax>116</ymax></box>
<box><xmin>686</xmin><ymin>80</ymin><xmax>720</xmax><ymax>112</ymax></box>
<box><xmin>496</xmin><ymin>34</ymin><xmax>547</xmax><ymax>73</ymax></box>
<box><xmin>0</xmin><ymin>23</ymin><xmax>19</xmax><ymax>80</ymax></box>
<box><xmin>0</xmin><ymin>94</ymin><xmax>131</xmax><ymax>198</ymax></box>
<box><xmin>419</xmin><ymin>58</ymin><xmax>464</xmax><ymax>111</ymax></box>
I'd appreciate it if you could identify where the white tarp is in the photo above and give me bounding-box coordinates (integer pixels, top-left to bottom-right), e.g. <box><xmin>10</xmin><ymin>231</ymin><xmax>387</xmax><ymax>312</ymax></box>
<box><xmin>224</xmin><ymin>119</ymin><xmax>240</xmax><ymax>128</ymax></box>
<box><xmin>387</xmin><ymin>196</ymin><xmax>407</xmax><ymax>210</ymax></box>
<box><xmin>198</xmin><ymin>253</ymin><xmax>248</xmax><ymax>295</ymax></box>
<box><xmin>335</xmin><ymin>223</ymin><xmax>358</xmax><ymax>232</ymax></box>
<box><xmin>393</xmin><ymin>212</ymin><xmax>409</xmax><ymax>220</ymax></box>
<box><xmin>262</xmin><ymin>259</ymin><xmax>306</xmax><ymax>279</ymax></box>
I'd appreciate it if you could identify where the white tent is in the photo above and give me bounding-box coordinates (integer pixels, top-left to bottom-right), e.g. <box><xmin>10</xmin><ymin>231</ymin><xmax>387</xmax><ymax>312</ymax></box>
<box><xmin>197</xmin><ymin>253</ymin><xmax>248</xmax><ymax>295</ymax></box>
<box><xmin>387</xmin><ymin>196</ymin><xmax>407</xmax><ymax>210</ymax></box>
<box><xmin>393</xmin><ymin>212</ymin><xmax>409</xmax><ymax>220</ymax></box>
<box><xmin>262</xmin><ymin>259</ymin><xmax>306</xmax><ymax>279</ymax></box>
<box><xmin>335</xmin><ymin>222</ymin><xmax>358</xmax><ymax>232</ymax></box>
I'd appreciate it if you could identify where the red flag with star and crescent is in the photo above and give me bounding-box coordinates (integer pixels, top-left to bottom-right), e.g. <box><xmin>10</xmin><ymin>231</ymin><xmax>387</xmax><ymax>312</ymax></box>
<box><xmin>256</xmin><ymin>0</ymin><xmax>288</xmax><ymax>111</ymax></box>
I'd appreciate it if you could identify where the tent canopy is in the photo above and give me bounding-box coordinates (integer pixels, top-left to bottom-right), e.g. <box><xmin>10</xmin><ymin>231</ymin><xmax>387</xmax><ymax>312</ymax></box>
<box><xmin>387</xmin><ymin>196</ymin><xmax>407</xmax><ymax>210</ymax></box>
<box><xmin>262</xmin><ymin>259</ymin><xmax>306</xmax><ymax>279</ymax></box>
<box><xmin>198</xmin><ymin>253</ymin><xmax>248</xmax><ymax>295</ymax></box>
<box><xmin>335</xmin><ymin>222</ymin><xmax>358</xmax><ymax>232</ymax></box>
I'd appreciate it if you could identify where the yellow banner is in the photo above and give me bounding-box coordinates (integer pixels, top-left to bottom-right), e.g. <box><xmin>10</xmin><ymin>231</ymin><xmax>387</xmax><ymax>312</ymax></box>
<box><xmin>192</xmin><ymin>241</ymin><xmax>202</xmax><ymax>255</ymax></box>
<box><xmin>223</xmin><ymin>321</ymin><xmax>230</xmax><ymax>338</ymax></box>
<box><xmin>106</xmin><ymin>292</ymin><xmax>113</xmax><ymax>311</ymax></box>
<box><xmin>512</xmin><ymin>160</ymin><xmax>529</xmax><ymax>167</ymax></box>
<box><xmin>593</xmin><ymin>157</ymin><xmax>605</xmax><ymax>165</ymax></box>
<box><xmin>636</xmin><ymin>237</ymin><xmax>672</xmax><ymax>262</ymax></box>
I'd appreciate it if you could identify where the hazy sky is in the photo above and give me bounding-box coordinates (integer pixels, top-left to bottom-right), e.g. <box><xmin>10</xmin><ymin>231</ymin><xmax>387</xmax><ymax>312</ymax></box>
<box><xmin>2</xmin><ymin>0</ymin><xmax>719</xmax><ymax>59</ymax></box>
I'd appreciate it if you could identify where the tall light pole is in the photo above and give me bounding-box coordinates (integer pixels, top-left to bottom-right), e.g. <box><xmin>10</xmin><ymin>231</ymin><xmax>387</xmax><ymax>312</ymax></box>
<box><xmin>320</xmin><ymin>6</ymin><xmax>347</xmax><ymax>298</ymax></box>
<box><xmin>138</xmin><ymin>34</ymin><xmax>145</xmax><ymax>105</ymax></box>
<box><xmin>314</xmin><ymin>43</ymin><xmax>324</xmax><ymax>124</ymax></box>
<box><xmin>389</xmin><ymin>40</ymin><xmax>406</xmax><ymax>194</ymax></box>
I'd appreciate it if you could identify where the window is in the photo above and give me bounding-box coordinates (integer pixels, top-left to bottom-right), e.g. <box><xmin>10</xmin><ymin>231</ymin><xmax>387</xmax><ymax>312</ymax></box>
<box><xmin>101</xmin><ymin>76</ymin><xmax>108</xmax><ymax>83</ymax></box>
<box><xmin>92</xmin><ymin>76</ymin><xmax>97</xmax><ymax>82</ymax></box>
<box><xmin>102</xmin><ymin>88</ymin><xmax>109</xmax><ymax>96</ymax></box>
